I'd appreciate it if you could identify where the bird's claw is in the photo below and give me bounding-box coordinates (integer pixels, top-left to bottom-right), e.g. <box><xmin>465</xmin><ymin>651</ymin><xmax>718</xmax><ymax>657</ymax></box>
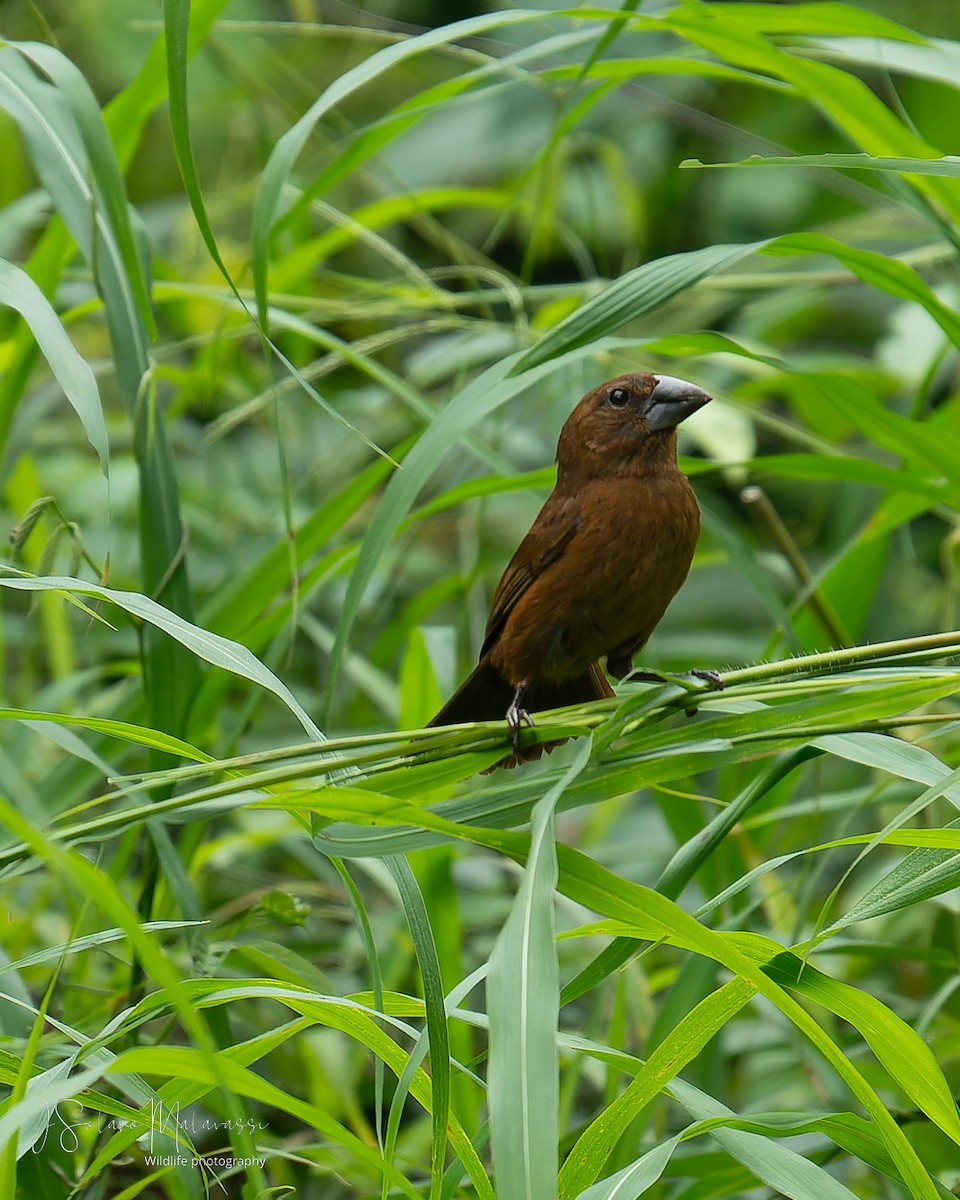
<box><xmin>683</xmin><ymin>670</ymin><xmax>723</xmax><ymax>717</ymax></box>
<box><xmin>506</xmin><ymin>703</ymin><xmax>535</xmax><ymax>751</ymax></box>
<box><xmin>505</xmin><ymin>683</ymin><xmax>534</xmax><ymax>751</ymax></box>
<box><xmin>689</xmin><ymin>669</ymin><xmax>723</xmax><ymax>691</ymax></box>
<box><xmin>624</xmin><ymin>667</ymin><xmax>723</xmax><ymax>694</ymax></box>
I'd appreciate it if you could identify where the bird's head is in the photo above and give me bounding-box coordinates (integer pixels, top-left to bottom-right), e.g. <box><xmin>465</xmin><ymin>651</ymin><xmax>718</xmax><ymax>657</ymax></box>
<box><xmin>556</xmin><ymin>372</ymin><xmax>711</xmax><ymax>481</ymax></box>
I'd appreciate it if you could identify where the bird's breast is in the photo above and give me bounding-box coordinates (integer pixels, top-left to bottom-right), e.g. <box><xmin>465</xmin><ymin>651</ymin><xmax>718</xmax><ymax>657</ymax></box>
<box><xmin>489</xmin><ymin>470</ymin><xmax>701</xmax><ymax>685</ymax></box>
<box><xmin>570</xmin><ymin>473</ymin><xmax>700</xmax><ymax>636</ymax></box>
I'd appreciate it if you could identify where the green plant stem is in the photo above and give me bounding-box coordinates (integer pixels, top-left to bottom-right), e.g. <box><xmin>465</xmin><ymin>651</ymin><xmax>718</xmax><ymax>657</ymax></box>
<box><xmin>741</xmin><ymin>483</ymin><xmax>852</xmax><ymax>649</ymax></box>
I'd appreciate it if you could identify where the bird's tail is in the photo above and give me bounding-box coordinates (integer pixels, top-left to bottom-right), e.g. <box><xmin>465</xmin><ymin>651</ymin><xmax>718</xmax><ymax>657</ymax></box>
<box><xmin>429</xmin><ymin>660</ymin><xmax>614</xmax><ymax>769</ymax></box>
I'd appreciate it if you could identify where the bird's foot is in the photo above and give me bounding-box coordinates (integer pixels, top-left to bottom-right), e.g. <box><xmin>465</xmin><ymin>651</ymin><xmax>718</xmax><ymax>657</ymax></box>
<box><xmin>689</xmin><ymin>669</ymin><xmax>724</xmax><ymax>691</ymax></box>
<box><xmin>506</xmin><ymin>683</ymin><xmax>535</xmax><ymax>752</ymax></box>
<box><xmin>622</xmin><ymin>667</ymin><xmax>723</xmax><ymax>718</ymax></box>
<box><xmin>624</xmin><ymin>668</ymin><xmax>723</xmax><ymax>694</ymax></box>
<box><xmin>682</xmin><ymin>670</ymin><xmax>723</xmax><ymax>717</ymax></box>
<box><xmin>506</xmin><ymin>703</ymin><xmax>535</xmax><ymax>750</ymax></box>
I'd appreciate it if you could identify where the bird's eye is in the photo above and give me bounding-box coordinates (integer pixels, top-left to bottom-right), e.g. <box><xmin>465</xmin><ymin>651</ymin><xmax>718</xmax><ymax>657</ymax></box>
<box><xmin>607</xmin><ymin>386</ymin><xmax>630</xmax><ymax>407</ymax></box>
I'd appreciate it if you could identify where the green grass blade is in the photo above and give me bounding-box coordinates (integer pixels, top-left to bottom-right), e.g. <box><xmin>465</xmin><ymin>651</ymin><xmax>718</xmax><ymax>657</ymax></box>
<box><xmin>513</xmin><ymin>241</ymin><xmax>765</xmax><ymax>371</ymax></box>
<box><xmin>765</xmin><ymin>951</ymin><xmax>960</xmax><ymax>1148</ymax></box>
<box><xmin>667</xmin><ymin>1077</ymin><xmax>866</xmax><ymax>1200</ymax></box>
<box><xmin>488</xmin><ymin>740</ymin><xmax>592</xmax><ymax>1200</ymax></box>
<box><xmin>770</xmin><ymin>233</ymin><xmax>960</xmax><ymax>349</ymax></box>
<box><xmin>687</xmin><ymin>151</ymin><xmax>960</xmax><ymax>176</ymax></box>
<box><xmin>571</xmin><ymin>1133</ymin><xmax>682</xmax><ymax>1200</ymax></box>
<box><xmin>559</xmin><ymin>979</ymin><xmax>755</xmax><ymax>1197</ymax></box>
<box><xmin>384</xmin><ymin>858</ymin><xmax>451</xmax><ymax>1200</ymax></box>
<box><xmin>0</xmin><ymin>258</ymin><xmax>108</xmax><ymax>476</ymax></box>
<box><xmin>663</xmin><ymin>2</ymin><xmax>960</xmax><ymax>223</ymax></box>
<box><xmin>16</xmin><ymin>41</ymin><xmax>154</xmax><ymax>337</ymax></box>
<box><xmin>251</xmin><ymin>8</ymin><xmax>574</xmax><ymax>326</ymax></box>
<box><xmin>0</xmin><ymin>572</ymin><xmax>322</xmax><ymax>741</ymax></box>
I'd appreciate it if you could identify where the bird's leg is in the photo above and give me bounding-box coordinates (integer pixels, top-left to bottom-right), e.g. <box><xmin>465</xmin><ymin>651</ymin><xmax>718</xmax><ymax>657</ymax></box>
<box><xmin>506</xmin><ymin>682</ymin><xmax>535</xmax><ymax>751</ymax></box>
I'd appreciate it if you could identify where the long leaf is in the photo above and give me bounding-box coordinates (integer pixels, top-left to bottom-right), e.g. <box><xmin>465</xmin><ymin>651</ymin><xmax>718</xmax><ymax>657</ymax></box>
<box><xmin>384</xmin><ymin>858</ymin><xmax>451</xmax><ymax>1200</ymax></box>
<box><xmin>0</xmin><ymin>259</ymin><xmax>108</xmax><ymax>476</ymax></box>
<box><xmin>0</xmin><ymin>573</ymin><xmax>322</xmax><ymax>742</ymax></box>
<box><xmin>488</xmin><ymin>740</ymin><xmax>592</xmax><ymax>1200</ymax></box>
<box><xmin>513</xmin><ymin>240</ymin><xmax>765</xmax><ymax>371</ymax></box>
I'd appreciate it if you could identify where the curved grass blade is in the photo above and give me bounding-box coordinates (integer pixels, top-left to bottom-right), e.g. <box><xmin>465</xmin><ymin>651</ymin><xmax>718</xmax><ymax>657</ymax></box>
<box><xmin>769</xmin><ymin>233</ymin><xmax>960</xmax><ymax>350</ymax></box>
<box><xmin>548</xmin><ymin>849</ymin><xmax>941</xmax><ymax>1200</ymax></box>
<box><xmin>572</xmin><ymin>1133</ymin><xmax>681</xmax><ymax>1200</ymax></box>
<box><xmin>0</xmin><ymin>259</ymin><xmax>108</xmax><ymax>477</ymax></box>
<box><xmin>764</xmin><ymin>950</ymin><xmax>960</xmax><ymax>1149</ymax></box>
<box><xmin>0</xmin><ymin>707</ymin><xmax>210</xmax><ymax>763</ymax></box>
<box><xmin>251</xmin><ymin>8</ymin><xmax>587</xmax><ymax>326</ymax></box>
<box><xmin>662</xmin><ymin>2</ymin><xmax>960</xmax><ymax>224</ymax></box>
<box><xmin>0</xmin><ymin>42</ymin><xmax>150</xmax><ymax>391</ymax></box>
<box><xmin>0</xmin><ymin>572</ymin><xmax>322</xmax><ymax>742</ymax></box>
<box><xmin>15</xmin><ymin>40</ymin><xmax>154</xmax><ymax>336</ymax></box>
<box><xmin>559</xmin><ymin>978</ymin><xmax>755</xmax><ymax>1198</ymax></box>
<box><xmin>513</xmin><ymin>241</ymin><xmax>765</xmax><ymax>372</ymax></box>
<box><xmin>0</xmin><ymin>38</ymin><xmax>202</xmax><ymax>739</ymax></box>
<box><xmin>668</xmin><ymin>1078</ymin><xmax>866</xmax><ymax>1200</ymax></box>
<box><xmin>691</xmin><ymin>3</ymin><xmax>924</xmax><ymax>39</ymax></box>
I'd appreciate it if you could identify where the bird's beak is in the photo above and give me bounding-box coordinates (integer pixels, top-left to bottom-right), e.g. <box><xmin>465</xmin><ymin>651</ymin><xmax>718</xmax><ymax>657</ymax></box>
<box><xmin>645</xmin><ymin>375</ymin><xmax>711</xmax><ymax>432</ymax></box>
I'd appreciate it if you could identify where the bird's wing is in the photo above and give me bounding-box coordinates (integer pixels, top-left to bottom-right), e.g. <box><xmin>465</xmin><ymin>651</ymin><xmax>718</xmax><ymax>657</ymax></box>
<box><xmin>479</xmin><ymin>498</ymin><xmax>581</xmax><ymax>659</ymax></box>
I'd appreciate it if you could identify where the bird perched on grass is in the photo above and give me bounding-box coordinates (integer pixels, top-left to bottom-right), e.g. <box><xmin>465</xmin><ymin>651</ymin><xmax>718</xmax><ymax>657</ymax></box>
<box><xmin>429</xmin><ymin>371</ymin><xmax>713</xmax><ymax>768</ymax></box>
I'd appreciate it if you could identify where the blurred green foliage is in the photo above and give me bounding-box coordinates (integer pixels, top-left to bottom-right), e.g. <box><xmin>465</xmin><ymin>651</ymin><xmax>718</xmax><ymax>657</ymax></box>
<box><xmin>1</xmin><ymin>1</ymin><xmax>960</xmax><ymax>1197</ymax></box>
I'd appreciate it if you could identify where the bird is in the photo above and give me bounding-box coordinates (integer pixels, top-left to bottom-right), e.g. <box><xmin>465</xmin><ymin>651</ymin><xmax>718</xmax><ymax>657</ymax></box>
<box><xmin>429</xmin><ymin>371</ymin><xmax>713</xmax><ymax>769</ymax></box>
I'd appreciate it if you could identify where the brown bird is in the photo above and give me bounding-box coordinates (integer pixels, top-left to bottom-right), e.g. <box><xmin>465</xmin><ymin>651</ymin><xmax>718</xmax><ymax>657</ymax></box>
<box><xmin>429</xmin><ymin>371</ymin><xmax>713</xmax><ymax>768</ymax></box>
